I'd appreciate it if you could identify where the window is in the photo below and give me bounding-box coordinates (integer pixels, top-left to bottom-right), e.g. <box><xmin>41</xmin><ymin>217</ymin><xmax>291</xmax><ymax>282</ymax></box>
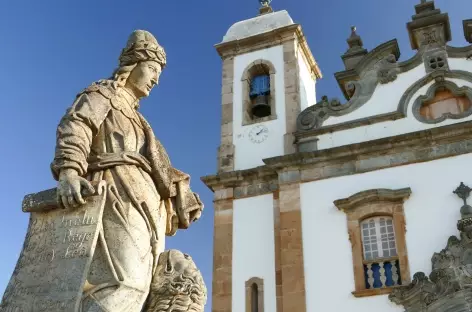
<box><xmin>334</xmin><ymin>188</ymin><xmax>411</xmax><ymax>297</ymax></box>
<box><xmin>241</xmin><ymin>60</ymin><xmax>277</xmax><ymax>125</ymax></box>
<box><xmin>361</xmin><ymin>217</ymin><xmax>401</xmax><ymax>290</ymax></box>
<box><xmin>413</xmin><ymin>81</ymin><xmax>472</xmax><ymax>124</ymax></box>
<box><xmin>245</xmin><ymin>277</ymin><xmax>264</xmax><ymax>312</ymax></box>
<box><xmin>419</xmin><ymin>89</ymin><xmax>471</xmax><ymax>121</ymax></box>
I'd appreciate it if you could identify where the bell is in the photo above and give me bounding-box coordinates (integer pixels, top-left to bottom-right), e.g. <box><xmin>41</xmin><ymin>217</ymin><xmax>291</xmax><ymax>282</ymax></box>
<box><xmin>252</xmin><ymin>95</ymin><xmax>271</xmax><ymax>118</ymax></box>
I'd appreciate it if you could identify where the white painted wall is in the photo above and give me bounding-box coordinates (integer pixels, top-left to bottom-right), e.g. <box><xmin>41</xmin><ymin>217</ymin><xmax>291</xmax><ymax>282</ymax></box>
<box><xmin>300</xmin><ymin>153</ymin><xmax>472</xmax><ymax>312</ymax></box>
<box><xmin>317</xmin><ymin>59</ymin><xmax>472</xmax><ymax>150</ymax></box>
<box><xmin>232</xmin><ymin>194</ymin><xmax>277</xmax><ymax>312</ymax></box>
<box><xmin>298</xmin><ymin>50</ymin><xmax>317</xmax><ymax>111</ymax></box>
<box><xmin>233</xmin><ymin>46</ymin><xmax>286</xmax><ymax>170</ymax></box>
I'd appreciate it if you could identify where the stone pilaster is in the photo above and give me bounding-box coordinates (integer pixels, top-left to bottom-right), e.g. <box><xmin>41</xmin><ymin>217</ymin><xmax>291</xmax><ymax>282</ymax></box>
<box><xmin>283</xmin><ymin>40</ymin><xmax>301</xmax><ymax>155</ymax></box>
<box><xmin>278</xmin><ymin>174</ymin><xmax>306</xmax><ymax>312</ymax></box>
<box><xmin>273</xmin><ymin>191</ymin><xmax>283</xmax><ymax>311</ymax></box>
<box><xmin>218</xmin><ymin>58</ymin><xmax>235</xmax><ymax>173</ymax></box>
<box><xmin>212</xmin><ymin>189</ymin><xmax>233</xmax><ymax>312</ymax></box>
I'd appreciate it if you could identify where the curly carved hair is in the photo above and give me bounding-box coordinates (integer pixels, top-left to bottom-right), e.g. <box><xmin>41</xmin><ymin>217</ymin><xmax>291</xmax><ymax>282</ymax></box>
<box><xmin>144</xmin><ymin>250</ymin><xmax>207</xmax><ymax>312</ymax></box>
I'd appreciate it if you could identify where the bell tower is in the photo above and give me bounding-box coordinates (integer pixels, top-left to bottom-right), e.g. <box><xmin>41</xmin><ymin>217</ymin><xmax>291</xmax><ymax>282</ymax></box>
<box><xmin>215</xmin><ymin>0</ymin><xmax>322</xmax><ymax>173</ymax></box>
<box><xmin>206</xmin><ymin>2</ymin><xmax>322</xmax><ymax>312</ymax></box>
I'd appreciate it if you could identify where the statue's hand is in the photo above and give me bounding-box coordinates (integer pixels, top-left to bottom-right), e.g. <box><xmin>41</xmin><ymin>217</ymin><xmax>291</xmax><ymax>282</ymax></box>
<box><xmin>57</xmin><ymin>168</ymin><xmax>95</xmax><ymax>209</ymax></box>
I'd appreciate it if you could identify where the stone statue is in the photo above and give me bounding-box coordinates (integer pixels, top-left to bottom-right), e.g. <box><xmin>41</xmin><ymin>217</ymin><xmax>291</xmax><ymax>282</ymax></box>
<box><xmin>0</xmin><ymin>30</ymin><xmax>204</xmax><ymax>312</ymax></box>
<box><xmin>56</xmin><ymin>29</ymin><xmax>204</xmax><ymax>311</ymax></box>
<box><xmin>144</xmin><ymin>250</ymin><xmax>207</xmax><ymax>312</ymax></box>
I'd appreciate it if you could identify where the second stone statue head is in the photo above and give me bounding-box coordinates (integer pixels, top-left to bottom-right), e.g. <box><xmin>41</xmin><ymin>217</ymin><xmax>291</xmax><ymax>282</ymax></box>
<box><xmin>112</xmin><ymin>30</ymin><xmax>167</xmax><ymax>98</ymax></box>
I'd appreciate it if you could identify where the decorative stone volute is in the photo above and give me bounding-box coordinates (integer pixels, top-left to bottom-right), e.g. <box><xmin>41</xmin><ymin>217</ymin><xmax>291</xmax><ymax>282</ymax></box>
<box><xmin>341</xmin><ymin>26</ymin><xmax>368</xmax><ymax>70</ymax></box>
<box><xmin>388</xmin><ymin>182</ymin><xmax>472</xmax><ymax>311</ymax></box>
<box><xmin>407</xmin><ymin>0</ymin><xmax>451</xmax><ymax>50</ymax></box>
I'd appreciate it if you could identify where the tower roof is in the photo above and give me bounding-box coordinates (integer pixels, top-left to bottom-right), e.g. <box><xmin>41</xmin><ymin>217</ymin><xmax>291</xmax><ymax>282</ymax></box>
<box><xmin>222</xmin><ymin>10</ymin><xmax>294</xmax><ymax>43</ymax></box>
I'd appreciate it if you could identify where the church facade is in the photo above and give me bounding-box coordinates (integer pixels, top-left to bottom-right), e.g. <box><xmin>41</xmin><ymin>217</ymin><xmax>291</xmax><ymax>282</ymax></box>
<box><xmin>202</xmin><ymin>1</ymin><xmax>472</xmax><ymax>311</ymax></box>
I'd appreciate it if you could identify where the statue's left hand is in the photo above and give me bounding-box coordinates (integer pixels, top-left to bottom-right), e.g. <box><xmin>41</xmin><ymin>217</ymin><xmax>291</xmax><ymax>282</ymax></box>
<box><xmin>57</xmin><ymin>168</ymin><xmax>95</xmax><ymax>209</ymax></box>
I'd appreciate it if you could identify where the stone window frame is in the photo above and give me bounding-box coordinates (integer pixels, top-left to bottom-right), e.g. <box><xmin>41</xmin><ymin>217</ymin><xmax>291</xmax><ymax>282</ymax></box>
<box><xmin>334</xmin><ymin>188</ymin><xmax>412</xmax><ymax>298</ymax></box>
<box><xmin>245</xmin><ymin>277</ymin><xmax>264</xmax><ymax>312</ymax></box>
<box><xmin>412</xmin><ymin>80</ymin><xmax>472</xmax><ymax>124</ymax></box>
<box><xmin>241</xmin><ymin>59</ymin><xmax>277</xmax><ymax>126</ymax></box>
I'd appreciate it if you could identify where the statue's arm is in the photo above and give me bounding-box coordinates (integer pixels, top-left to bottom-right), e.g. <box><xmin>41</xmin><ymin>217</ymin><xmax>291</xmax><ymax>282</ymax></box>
<box><xmin>51</xmin><ymin>92</ymin><xmax>111</xmax><ymax>180</ymax></box>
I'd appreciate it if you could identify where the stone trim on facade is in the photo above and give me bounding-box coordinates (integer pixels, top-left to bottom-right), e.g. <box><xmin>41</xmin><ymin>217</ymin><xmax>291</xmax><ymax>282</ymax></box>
<box><xmin>389</xmin><ymin>182</ymin><xmax>472</xmax><ymax>311</ymax></box>
<box><xmin>215</xmin><ymin>24</ymin><xmax>321</xmax><ymax>80</ymax></box>
<box><xmin>212</xmin><ymin>197</ymin><xmax>234</xmax><ymax>312</ymax></box>
<box><xmin>283</xmin><ymin>39</ymin><xmax>301</xmax><ymax>155</ymax></box>
<box><xmin>219</xmin><ymin>57</ymin><xmax>235</xmax><ymax>173</ymax></box>
<box><xmin>272</xmin><ymin>191</ymin><xmax>283</xmax><ymax>311</ymax></box>
<box><xmin>278</xmin><ymin>183</ymin><xmax>306</xmax><ymax>312</ymax></box>
<box><xmin>202</xmin><ymin>119</ymin><xmax>472</xmax><ymax>192</ymax></box>
<box><xmin>412</xmin><ymin>80</ymin><xmax>472</xmax><ymax>124</ymax></box>
<box><xmin>398</xmin><ymin>70</ymin><xmax>472</xmax><ymax>116</ymax></box>
<box><xmin>241</xmin><ymin>59</ymin><xmax>277</xmax><ymax>125</ymax></box>
<box><xmin>334</xmin><ymin>188</ymin><xmax>412</xmax><ymax>297</ymax></box>
<box><xmin>245</xmin><ymin>277</ymin><xmax>264</xmax><ymax>312</ymax></box>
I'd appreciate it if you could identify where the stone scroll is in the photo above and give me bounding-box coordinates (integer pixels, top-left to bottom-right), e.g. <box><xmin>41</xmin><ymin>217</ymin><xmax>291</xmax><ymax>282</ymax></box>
<box><xmin>0</xmin><ymin>181</ymin><xmax>107</xmax><ymax>312</ymax></box>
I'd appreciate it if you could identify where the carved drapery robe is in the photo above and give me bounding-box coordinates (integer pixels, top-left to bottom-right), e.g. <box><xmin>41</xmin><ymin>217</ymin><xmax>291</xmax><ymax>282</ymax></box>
<box><xmin>51</xmin><ymin>81</ymin><xmax>202</xmax><ymax>311</ymax></box>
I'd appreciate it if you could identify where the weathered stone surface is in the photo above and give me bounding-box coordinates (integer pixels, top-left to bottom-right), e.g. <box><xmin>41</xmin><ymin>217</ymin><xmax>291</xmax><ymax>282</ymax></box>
<box><xmin>0</xmin><ymin>181</ymin><xmax>107</xmax><ymax>312</ymax></box>
<box><xmin>1</xmin><ymin>29</ymin><xmax>204</xmax><ymax>312</ymax></box>
<box><xmin>144</xmin><ymin>250</ymin><xmax>207</xmax><ymax>312</ymax></box>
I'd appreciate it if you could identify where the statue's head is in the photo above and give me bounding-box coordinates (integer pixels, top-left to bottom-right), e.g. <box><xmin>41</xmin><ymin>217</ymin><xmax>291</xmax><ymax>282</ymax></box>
<box><xmin>112</xmin><ymin>30</ymin><xmax>167</xmax><ymax>98</ymax></box>
<box><xmin>144</xmin><ymin>249</ymin><xmax>207</xmax><ymax>312</ymax></box>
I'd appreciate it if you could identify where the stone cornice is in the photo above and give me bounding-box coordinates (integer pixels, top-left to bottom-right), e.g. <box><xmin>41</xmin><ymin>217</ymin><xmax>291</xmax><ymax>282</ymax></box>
<box><xmin>264</xmin><ymin>120</ymin><xmax>472</xmax><ymax>170</ymax></box>
<box><xmin>295</xmin><ymin>111</ymin><xmax>404</xmax><ymax>139</ymax></box>
<box><xmin>201</xmin><ymin>165</ymin><xmax>277</xmax><ymax>192</ymax></box>
<box><xmin>201</xmin><ymin>120</ymin><xmax>472</xmax><ymax>191</ymax></box>
<box><xmin>334</xmin><ymin>188</ymin><xmax>412</xmax><ymax>212</ymax></box>
<box><xmin>214</xmin><ymin>24</ymin><xmax>322</xmax><ymax>79</ymax></box>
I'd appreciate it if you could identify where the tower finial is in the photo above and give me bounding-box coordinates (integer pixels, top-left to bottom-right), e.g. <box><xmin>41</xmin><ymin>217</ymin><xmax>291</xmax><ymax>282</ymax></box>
<box><xmin>258</xmin><ymin>0</ymin><xmax>273</xmax><ymax>14</ymax></box>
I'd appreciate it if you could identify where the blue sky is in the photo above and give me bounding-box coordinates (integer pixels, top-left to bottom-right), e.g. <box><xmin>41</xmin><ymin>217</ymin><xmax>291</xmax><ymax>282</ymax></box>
<box><xmin>0</xmin><ymin>0</ymin><xmax>471</xmax><ymax>310</ymax></box>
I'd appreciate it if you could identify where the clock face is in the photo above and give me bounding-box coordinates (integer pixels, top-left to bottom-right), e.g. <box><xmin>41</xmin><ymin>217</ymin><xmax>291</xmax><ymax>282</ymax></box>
<box><xmin>248</xmin><ymin>125</ymin><xmax>269</xmax><ymax>144</ymax></box>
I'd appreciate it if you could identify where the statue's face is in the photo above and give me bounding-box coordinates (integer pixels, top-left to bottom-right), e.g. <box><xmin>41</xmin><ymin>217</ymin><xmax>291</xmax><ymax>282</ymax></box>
<box><xmin>126</xmin><ymin>60</ymin><xmax>162</xmax><ymax>98</ymax></box>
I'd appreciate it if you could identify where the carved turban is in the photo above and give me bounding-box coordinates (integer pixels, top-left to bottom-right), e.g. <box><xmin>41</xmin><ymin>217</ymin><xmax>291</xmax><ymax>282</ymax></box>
<box><xmin>119</xmin><ymin>30</ymin><xmax>167</xmax><ymax>68</ymax></box>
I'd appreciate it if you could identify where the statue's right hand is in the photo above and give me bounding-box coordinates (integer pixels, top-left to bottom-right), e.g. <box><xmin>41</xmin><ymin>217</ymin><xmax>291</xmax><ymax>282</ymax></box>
<box><xmin>57</xmin><ymin>168</ymin><xmax>95</xmax><ymax>209</ymax></box>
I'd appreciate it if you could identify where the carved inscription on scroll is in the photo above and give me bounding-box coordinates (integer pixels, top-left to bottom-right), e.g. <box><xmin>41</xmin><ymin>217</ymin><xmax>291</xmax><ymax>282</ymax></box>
<box><xmin>0</xmin><ymin>181</ymin><xmax>107</xmax><ymax>312</ymax></box>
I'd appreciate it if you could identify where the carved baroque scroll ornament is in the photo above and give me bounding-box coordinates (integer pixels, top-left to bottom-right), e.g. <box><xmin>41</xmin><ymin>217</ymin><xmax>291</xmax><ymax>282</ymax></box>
<box><xmin>389</xmin><ymin>182</ymin><xmax>472</xmax><ymax>311</ymax></box>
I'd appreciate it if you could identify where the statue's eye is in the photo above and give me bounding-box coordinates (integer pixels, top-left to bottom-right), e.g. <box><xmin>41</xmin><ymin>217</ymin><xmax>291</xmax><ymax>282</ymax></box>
<box><xmin>184</xmin><ymin>254</ymin><xmax>190</xmax><ymax>259</ymax></box>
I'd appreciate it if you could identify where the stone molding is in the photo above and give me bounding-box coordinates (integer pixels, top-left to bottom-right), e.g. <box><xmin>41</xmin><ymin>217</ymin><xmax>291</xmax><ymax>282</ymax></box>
<box><xmin>406</xmin><ymin>1</ymin><xmax>451</xmax><ymax>50</ymax></box>
<box><xmin>334</xmin><ymin>188</ymin><xmax>412</xmax><ymax>212</ymax></box>
<box><xmin>446</xmin><ymin>45</ymin><xmax>472</xmax><ymax>58</ymax></box>
<box><xmin>297</xmin><ymin>50</ymin><xmax>423</xmax><ymax>134</ymax></box>
<box><xmin>245</xmin><ymin>277</ymin><xmax>264</xmax><ymax>312</ymax></box>
<box><xmin>241</xmin><ymin>59</ymin><xmax>277</xmax><ymax>125</ymax></box>
<box><xmin>202</xmin><ymin>120</ymin><xmax>472</xmax><ymax>192</ymax></box>
<box><xmin>389</xmin><ymin>182</ymin><xmax>472</xmax><ymax>311</ymax></box>
<box><xmin>412</xmin><ymin>80</ymin><xmax>472</xmax><ymax>124</ymax></box>
<box><xmin>398</xmin><ymin>70</ymin><xmax>472</xmax><ymax>116</ymax></box>
<box><xmin>295</xmin><ymin>70</ymin><xmax>472</xmax><ymax>141</ymax></box>
<box><xmin>215</xmin><ymin>24</ymin><xmax>321</xmax><ymax>80</ymax></box>
<box><xmin>335</xmin><ymin>188</ymin><xmax>411</xmax><ymax>297</ymax></box>
<box><xmin>334</xmin><ymin>39</ymin><xmax>401</xmax><ymax>100</ymax></box>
